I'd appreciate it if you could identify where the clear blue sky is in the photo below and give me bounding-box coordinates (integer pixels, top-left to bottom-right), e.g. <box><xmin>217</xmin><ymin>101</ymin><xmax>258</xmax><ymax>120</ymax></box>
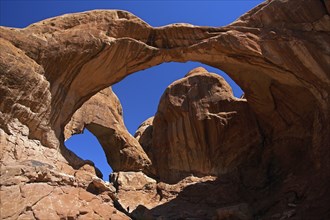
<box><xmin>1</xmin><ymin>0</ymin><xmax>263</xmax><ymax>180</ymax></box>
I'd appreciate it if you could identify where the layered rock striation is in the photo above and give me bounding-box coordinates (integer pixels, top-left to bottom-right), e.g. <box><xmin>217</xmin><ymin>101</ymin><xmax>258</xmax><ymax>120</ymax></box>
<box><xmin>1</xmin><ymin>0</ymin><xmax>329</xmax><ymax>219</ymax></box>
<box><xmin>150</xmin><ymin>67</ymin><xmax>262</xmax><ymax>183</ymax></box>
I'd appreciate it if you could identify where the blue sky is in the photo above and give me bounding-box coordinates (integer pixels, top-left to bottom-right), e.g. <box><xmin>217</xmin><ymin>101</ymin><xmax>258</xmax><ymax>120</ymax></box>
<box><xmin>0</xmin><ymin>0</ymin><xmax>263</xmax><ymax>180</ymax></box>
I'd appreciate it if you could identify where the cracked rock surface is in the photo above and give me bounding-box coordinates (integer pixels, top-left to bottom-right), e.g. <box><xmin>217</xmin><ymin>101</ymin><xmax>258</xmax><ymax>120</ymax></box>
<box><xmin>0</xmin><ymin>160</ymin><xmax>128</xmax><ymax>220</ymax></box>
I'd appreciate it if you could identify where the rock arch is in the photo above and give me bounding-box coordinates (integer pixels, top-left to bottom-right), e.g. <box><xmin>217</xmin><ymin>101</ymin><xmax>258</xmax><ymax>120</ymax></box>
<box><xmin>64</xmin><ymin>87</ymin><xmax>151</xmax><ymax>174</ymax></box>
<box><xmin>1</xmin><ymin>0</ymin><xmax>330</xmax><ymax>218</ymax></box>
<box><xmin>0</xmin><ymin>0</ymin><xmax>328</xmax><ymax>172</ymax></box>
<box><xmin>1</xmin><ymin>1</ymin><xmax>328</xmax><ymax>153</ymax></box>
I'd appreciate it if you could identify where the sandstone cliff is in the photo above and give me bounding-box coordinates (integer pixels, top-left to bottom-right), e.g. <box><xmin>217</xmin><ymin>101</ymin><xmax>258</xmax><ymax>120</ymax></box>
<box><xmin>1</xmin><ymin>0</ymin><xmax>329</xmax><ymax>219</ymax></box>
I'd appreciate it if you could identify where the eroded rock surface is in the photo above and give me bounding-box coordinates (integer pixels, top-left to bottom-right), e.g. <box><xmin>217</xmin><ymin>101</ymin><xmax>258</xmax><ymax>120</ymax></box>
<box><xmin>64</xmin><ymin>87</ymin><xmax>151</xmax><ymax>173</ymax></box>
<box><xmin>0</xmin><ymin>160</ymin><xmax>129</xmax><ymax>220</ymax></box>
<box><xmin>134</xmin><ymin>117</ymin><xmax>154</xmax><ymax>162</ymax></box>
<box><xmin>1</xmin><ymin>0</ymin><xmax>329</xmax><ymax>219</ymax></box>
<box><xmin>111</xmin><ymin>171</ymin><xmax>220</xmax><ymax>220</ymax></box>
<box><xmin>152</xmin><ymin>67</ymin><xmax>262</xmax><ymax>183</ymax></box>
<box><xmin>111</xmin><ymin>171</ymin><xmax>158</xmax><ymax>212</ymax></box>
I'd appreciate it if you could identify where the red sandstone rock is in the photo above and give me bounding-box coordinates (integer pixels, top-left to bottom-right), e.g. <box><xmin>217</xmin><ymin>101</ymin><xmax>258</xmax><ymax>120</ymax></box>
<box><xmin>0</xmin><ymin>161</ymin><xmax>129</xmax><ymax>219</ymax></box>
<box><xmin>134</xmin><ymin>117</ymin><xmax>154</xmax><ymax>163</ymax></box>
<box><xmin>151</xmin><ymin>67</ymin><xmax>262</xmax><ymax>183</ymax></box>
<box><xmin>0</xmin><ymin>0</ymin><xmax>329</xmax><ymax>219</ymax></box>
<box><xmin>64</xmin><ymin>87</ymin><xmax>151</xmax><ymax>173</ymax></box>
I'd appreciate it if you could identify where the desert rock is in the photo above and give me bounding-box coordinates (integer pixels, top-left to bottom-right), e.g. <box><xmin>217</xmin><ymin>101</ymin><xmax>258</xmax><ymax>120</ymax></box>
<box><xmin>134</xmin><ymin>117</ymin><xmax>154</xmax><ymax>162</ymax></box>
<box><xmin>0</xmin><ymin>0</ymin><xmax>329</xmax><ymax>219</ymax></box>
<box><xmin>152</xmin><ymin>67</ymin><xmax>262</xmax><ymax>183</ymax></box>
<box><xmin>0</xmin><ymin>160</ymin><xmax>129</xmax><ymax>220</ymax></box>
<box><xmin>64</xmin><ymin>87</ymin><xmax>151</xmax><ymax>173</ymax></box>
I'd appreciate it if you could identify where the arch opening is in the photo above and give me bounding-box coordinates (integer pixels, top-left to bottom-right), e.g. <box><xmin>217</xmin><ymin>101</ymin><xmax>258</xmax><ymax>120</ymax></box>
<box><xmin>112</xmin><ymin>61</ymin><xmax>244</xmax><ymax>135</ymax></box>
<box><xmin>109</xmin><ymin>61</ymin><xmax>252</xmax><ymax>183</ymax></box>
<box><xmin>65</xmin><ymin>128</ymin><xmax>113</xmax><ymax>181</ymax></box>
<box><xmin>61</xmin><ymin>61</ymin><xmax>245</xmax><ymax>183</ymax></box>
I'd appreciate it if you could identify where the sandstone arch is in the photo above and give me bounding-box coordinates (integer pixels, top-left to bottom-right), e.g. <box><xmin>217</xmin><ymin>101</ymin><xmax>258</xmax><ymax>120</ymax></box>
<box><xmin>1</xmin><ymin>1</ymin><xmax>328</xmax><ymax>154</ymax></box>
<box><xmin>64</xmin><ymin>87</ymin><xmax>151</xmax><ymax>173</ymax></box>
<box><xmin>1</xmin><ymin>0</ymin><xmax>330</xmax><ymax>218</ymax></box>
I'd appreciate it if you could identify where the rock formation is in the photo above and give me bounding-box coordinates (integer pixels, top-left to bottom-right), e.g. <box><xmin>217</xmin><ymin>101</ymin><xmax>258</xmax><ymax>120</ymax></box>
<box><xmin>64</xmin><ymin>87</ymin><xmax>151</xmax><ymax>174</ymax></box>
<box><xmin>1</xmin><ymin>0</ymin><xmax>329</xmax><ymax>219</ymax></box>
<box><xmin>0</xmin><ymin>159</ymin><xmax>129</xmax><ymax>219</ymax></box>
<box><xmin>134</xmin><ymin>117</ymin><xmax>154</xmax><ymax>163</ymax></box>
<box><xmin>151</xmin><ymin>67</ymin><xmax>262</xmax><ymax>183</ymax></box>
<box><xmin>112</xmin><ymin>172</ymin><xmax>221</xmax><ymax>219</ymax></box>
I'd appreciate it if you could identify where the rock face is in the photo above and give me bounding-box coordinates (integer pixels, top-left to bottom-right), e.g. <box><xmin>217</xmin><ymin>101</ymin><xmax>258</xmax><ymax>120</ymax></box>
<box><xmin>1</xmin><ymin>0</ymin><xmax>330</xmax><ymax>219</ymax></box>
<box><xmin>151</xmin><ymin>67</ymin><xmax>262</xmax><ymax>183</ymax></box>
<box><xmin>64</xmin><ymin>87</ymin><xmax>151</xmax><ymax>173</ymax></box>
<box><xmin>134</xmin><ymin>117</ymin><xmax>154</xmax><ymax>162</ymax></box>
<box><xmin>111</xmin><ymin>171</ymin><xmax>221</xmax><ymax>220</ymax></box>
<box><xmin>110</xmin><ymin>171</ymin><xmax>158</xmax><ymax>213</ymax></box>
<box><xmin>0</xmin><ymin>160</ymin><xmax>129</xmax><ymax>220</ymax></box>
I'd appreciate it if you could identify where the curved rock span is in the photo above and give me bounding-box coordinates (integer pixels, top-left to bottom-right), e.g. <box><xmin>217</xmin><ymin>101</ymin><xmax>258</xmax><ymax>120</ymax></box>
<box><xmin>64</xmin><ymin>87</ymin><xmax>151</xmax><ymax>174</ymax></box>
<box><xmin>1</xmin><ymin>0</ymin><xmax>329</xmax><ymax>219</ymax></box>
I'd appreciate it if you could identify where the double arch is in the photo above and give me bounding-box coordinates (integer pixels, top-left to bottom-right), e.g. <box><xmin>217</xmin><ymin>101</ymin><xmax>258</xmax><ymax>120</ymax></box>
<box><xmin>1</xmin><ymin>2</ymin><xmax>328</xmax><ymax>175</ymax></box>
